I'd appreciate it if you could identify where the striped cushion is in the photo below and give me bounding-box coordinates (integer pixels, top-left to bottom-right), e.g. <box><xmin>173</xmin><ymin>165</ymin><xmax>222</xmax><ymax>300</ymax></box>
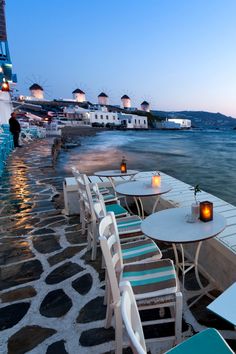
<box><xmin>99</xmin><ymin>187</ymin><xmax>109</xmax><ymax>194</ymax></box>
<box><xmin>92</xmin><ymin>193</ymin><xmax>117</xmax><ymax>204</ymax></box>
<box><xmin>117</xmin><ymin>215</ymin><xmax>142</xmax><ymax>235</ymax></box>
<box><xmin>103</xmin><ymin>194</ymin><xmax>117</xmax><ymax>202</ymax></box>
<box><xmin>121</xmin><ymin>259</ymin><xmax>177</xmax><ymax>299</ymax></box>
<box><xmin>106</xmin><ymin>203</ymin><xmax>128</xmax><ymax>217</ymax></box>
<box><xmin>122</xmin><ymin>239</ymin><xmax>162</xmax><ymax>263</ymax></box>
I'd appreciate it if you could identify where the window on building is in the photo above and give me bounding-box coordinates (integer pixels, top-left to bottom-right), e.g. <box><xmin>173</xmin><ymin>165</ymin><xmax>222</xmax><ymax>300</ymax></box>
<box><xmin>135</xmin><ymin>119</ymin><xmax>137</xmax><ymax>124</ymax></box>
<box><xmin>95</xmin><ymin>114</ymin><xmax>98</xmax><ymax>119</ymax></box>
<box><xmin>106</xmin><ymin>115</ymin><xmax>109</xmax><ymax>119</ymax></box>
<box><xmin>101</xmin><ymin>115</ymin><xmax>103</xmax><ymax>119</ymax></box>
<box><xmin>128</xmin><ymin>120</ymin><xmax>131</xmax><ymax>124</ymax></box>
<box><xmin>113</xmin><ymin>116</ymin><xmax>116</xmax><ymax>120</ymax></box>
<box><xmin>139</xmin><ymin>120</ymin><xmax>140</xmax><ymax>124</ymax></box>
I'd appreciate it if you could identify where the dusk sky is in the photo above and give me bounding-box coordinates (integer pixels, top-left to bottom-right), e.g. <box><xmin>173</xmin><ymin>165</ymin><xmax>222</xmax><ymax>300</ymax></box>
<box><xmin>6</xmin><ymin>0</ymin><xmax>236</xmax><ymax>117</ymax></box>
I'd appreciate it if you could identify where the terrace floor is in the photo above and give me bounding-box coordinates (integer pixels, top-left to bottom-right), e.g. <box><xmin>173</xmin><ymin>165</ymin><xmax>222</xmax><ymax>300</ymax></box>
<box><xmin>0</xmin><ymin>138</ymin><xmax>236</xmax><ymax>354</ymax></box>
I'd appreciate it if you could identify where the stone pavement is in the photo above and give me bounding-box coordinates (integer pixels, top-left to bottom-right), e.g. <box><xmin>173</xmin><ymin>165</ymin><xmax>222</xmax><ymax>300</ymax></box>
<box><xmin>0</xmin><ymin>139</ymin><xmax>236</xmax><ymax>354</ymax></box>
<box><xmin>0</xmin><ymin>139</ymin><xmax>112</xmax><ymax>354</ymax></box>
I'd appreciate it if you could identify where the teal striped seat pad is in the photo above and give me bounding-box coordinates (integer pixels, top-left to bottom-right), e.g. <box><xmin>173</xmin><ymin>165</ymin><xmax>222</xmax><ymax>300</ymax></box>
<box><xmin>99</xmin><ymin>187</ymin><xmax>109</xmax><ymax>194</ymax></box>
<box><xmin>122</xmin><ymin>238</ymin><xmax>162</xmax><ymax>263</ymax></box>
<box><xmin>106</xmin><ymin>203</ymin><xmax>128</xmax><ymax>217</ymax></box>
<box><xmin>166</xmin><ymin>328</ymin><xmax>233</xmax><ymax>354</ymax></box>
<box><xmin>122</xmin><ymin>259</ymin><xmax>177</xmax><ymax>299</ymax></box>
<box><xmin>92</xmin><ymin>194</ymin><xmax>116</xmax><ymax>203</ymax></box>
<box><xmin>103</xmin><ymin>194</ymin><xmax>117</xmax><ymax>202</ymax></box>
<box><xmin>117</xmin><ymin>215</ymin><xmax>142</xmax><ymax>235</ymax></box>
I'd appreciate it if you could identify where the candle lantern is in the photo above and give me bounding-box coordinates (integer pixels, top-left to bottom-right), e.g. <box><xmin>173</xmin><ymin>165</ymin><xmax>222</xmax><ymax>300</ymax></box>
<box><xmin>152</xmin><ymin>173</ymin><xmax>161</xmax><ymax>188</ymax></box>
<box><xmin>120</xmin><ymin>156</ymin><xmax>127</xmax><ymax>173</ymax></box>
<box><xmin>1</xmin><ymin>81</ymin><xmax>10</xmax><ymax>92</ymax></box>
<box><xmin>199</xmin><ymin>201</ymin><xmax>213</xmax><ymax>222</ymax></box>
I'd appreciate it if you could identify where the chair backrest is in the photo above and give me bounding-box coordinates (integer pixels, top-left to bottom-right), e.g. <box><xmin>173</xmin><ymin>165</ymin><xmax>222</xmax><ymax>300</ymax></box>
<box><xmin>165</xmin><ymin>328</ymin><xmax>234</xmax><ymax>354</ymax></box>
<box><xmin>121</xmin><ymin>281</ymin><xmax>147</xmax><ymax>354</ymax></box>
<box><xmin>76</xmin><ymin>173</ymin><xmax>96</xmax><ymax>223</ymax></box>
<box><xmin>71</xmin><ymin>166</ymin><xmax>91</xmax><ymax>185</ymax></box>
<box><xmin>99</xmin><ymin>212</ymin><xmax>124</xmax><ymax>304</ymax></box>
<box><xmin>93</xmin><ymin>183</ymin><xmax>107</xmax><ymax>219</ymax></box>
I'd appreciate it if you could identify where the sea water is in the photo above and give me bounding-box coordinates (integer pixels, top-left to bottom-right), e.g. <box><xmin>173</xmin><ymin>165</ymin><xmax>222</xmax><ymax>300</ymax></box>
<box><xmin>58</xmin><ymin>129</ymin><xmax>236</xmax><ymax>206</ymax></box>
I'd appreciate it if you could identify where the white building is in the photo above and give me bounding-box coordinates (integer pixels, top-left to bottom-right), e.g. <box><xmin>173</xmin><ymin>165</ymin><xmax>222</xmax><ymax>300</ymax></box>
<box><xmin>98</xmin><ymin>92</ymin><xmax>108</xmax><ymax>105</ymax></box>
<box><xmin>121</xmin><ymin>94</ymin><xmax>131</xmax><ymax>109</ymax></box>
<box><xmin>89</xmin><ymin>109</ymin><xmax>119</xmax><ymax>126</ymax></box>
<box><xmin>62</xmin><ymin>106</ymin><xmax>90</xmax><ymax>125</ymax></box>
<box><xmin>118</xmin><ymin>113</ymin><xmax>148</xmax><ymax>129</ymax></box>
<box><xmin>155</xmin><ymin>118</ymin><xmax>191</xmax><ymax>129</ymax></box>
<box><xmin>72</xmin><ymin>88</ymin><xmax>86</xmax><ymax>102</ymax></box>
<box><xmin>29</xmin><ymin>83</ymin><xmax>44</xmax><ymax>99</ymax></box>
<box><xmin>141</xmin><ymin>101</ymin><xmax>150</xmax><ymax>112</ymax></box>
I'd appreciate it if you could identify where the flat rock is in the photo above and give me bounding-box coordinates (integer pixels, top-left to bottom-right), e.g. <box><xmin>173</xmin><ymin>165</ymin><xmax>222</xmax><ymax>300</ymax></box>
<box><xmin>79</xmin><ymin>327</ymin><xmax>115</xmax><ymax>347</ymax></box>
<box><xmin>35</xmin><ymin>216</ymin><xmax>65</xmax><ymax>228</ymax></box>
<box><xmin>0</xmin><ymin>240</ymin><xmax>34</xmax><ymax>266</ymax></box>
<box><xmin>0</xmin><ymin>259</ymin><xmax>43</xmax><ymax>291</ymax></box>
<box><xmin>32</xmin><ymin>228</ymin><xmax>54</xmax><ymax>235</ymax></box>
<box><xmin>72</xmin><ymin>273</ymin><xmax>93</xmax><ymax>295</ymax></box>
<box><xmin>65</xmin><ymin>232</ymin><xmax>87</xmax><ymax>245</ymax></box>
<box><xmin>45</xmin><ymin>262</ymin><xmax>84</xmax><ymax>284</ymax></box>
<box><xmin>33</xmin><ymin>235</ymin><xmax>61</xmax><ymax>254</ymax></box>
<box><xmin>48</xmin><ymin>246</ymin><xmax>84</xmax><ymax>266</ymax></box>
<box><xmin>8</xmin><ymin>325</ymin><xmax>56</xmax><ymax>354</ymax></box>
<box><xmin>82</xmin><ymin>249</ymin><xmax>105</xmax><ymax>282</ymax></box>
<box><xmin>0</xmin><ymin>286</ymin><xmax>37</xmax><ymax>303</ymax></box>
<box><xmin>77</xmin><ymin>297</ymin><xmax>106</xmax><ymax>323</ymax></box>
<box><xmin>0</xmin><ymin>302</ymin><xmax>30</xmax><ymax>331</ymax></box>
<box><xmin>40</xmin><ymin>289</ymin><xmax>72</xmax><ymax>317</ymax></box>
<box><xmin>68</xmin><ymin>216</ymin><xmax>81</xmax><ymax>225</ymax></box>
<box><xmin>46</xmin><ymin>340</ymin><xmax>68</xmax><ymax>354</ymax></box>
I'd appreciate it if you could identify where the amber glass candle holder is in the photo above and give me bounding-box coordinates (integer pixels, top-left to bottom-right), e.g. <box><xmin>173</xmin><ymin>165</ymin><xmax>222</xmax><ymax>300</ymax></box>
<box><xmin>120</xmin><ymin>157</ymin><xmax>127</xmax><ymax>173</ymax></box>
<box><xmin>199</xmin><ymin>201</ymin><xmax>213</xmax><ymax>222</ymax></box>
<box><xmin>152</xmin><ymin>174</ymin><xmax>161</xmax><ymax>187</ymax></box>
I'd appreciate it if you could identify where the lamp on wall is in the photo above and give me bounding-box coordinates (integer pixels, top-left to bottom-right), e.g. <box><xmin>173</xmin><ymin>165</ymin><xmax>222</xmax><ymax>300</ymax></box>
<box><xmin>1</xmin><ymin>81</ymin><xmax>10</xmax><ymax>92</ymax></box>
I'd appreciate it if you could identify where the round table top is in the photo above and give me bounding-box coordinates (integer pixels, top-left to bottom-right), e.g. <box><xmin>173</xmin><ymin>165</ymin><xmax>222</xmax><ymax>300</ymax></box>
<box><xmin>141</xmin><ymin>206</ymin><xmax>226</xmax><ymax>244</ymax></box>
<box><xmin>94</xmin><ymin>169</ymin><xmax>139</xmax><ymax>177</ymax></box>
<box><xmin>115</xmin><ymin>179</ymin><xmax>171</xmax><ymax>197</ymax></box>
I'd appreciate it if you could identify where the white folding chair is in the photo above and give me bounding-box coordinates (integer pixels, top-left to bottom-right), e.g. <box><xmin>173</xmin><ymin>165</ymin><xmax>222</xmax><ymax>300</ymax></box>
<box><xmin>121</xmin><ymin>281</ymin><xmax>147</xmax><ymax>354</ymax></box>
<box><xmin>93</xmin><ymin>183</ymin><xmax>145</xmax><ymax>242</ymax></box>
<box><xmin>99</xmin><ymin>213</ymin><xmax>183</xmax><ymax>354</ymax></box>
<box><xmin>75</xmin><ymin>173</ymin><xmax>128</xmax><ymax>260</ymax></box>
<box><xmin>121</xmin><ymin>282</ymin><xmax>234</xmax><ymax>354</ymax></box>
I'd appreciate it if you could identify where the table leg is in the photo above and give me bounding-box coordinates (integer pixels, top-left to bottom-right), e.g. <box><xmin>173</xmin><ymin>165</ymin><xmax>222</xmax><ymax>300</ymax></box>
<box><xmin>187</xmin><ymin>241</ymin><xmax>216</xmax><ymax>308</ymax></box>
<box><xmin>108</xmin><ymin>177</ymin><xmax>117</xmax><ymax>197</ymax></box>
<box><xmin>152</xmin><ymin>196</ymin><xmax>160</xmax><ymax>213</ymax></box>
<box><xmin>133</xmin><ymin>197</ymin><xmax>143</xmax><ymax>218</ymax></box>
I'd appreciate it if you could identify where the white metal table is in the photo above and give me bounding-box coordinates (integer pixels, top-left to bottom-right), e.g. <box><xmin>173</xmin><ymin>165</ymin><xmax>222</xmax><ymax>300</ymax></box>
<box><xmin>115</xmin><ymin>179</ymin><xmax>171</xmax><ymax>218</ymax></box>
<box><xmin>141</xmin><ymin>206</ymin><xmax>226</xmax><ymax>306</ymax></box>
<box><xmin>207</xmin><ymin>282</ymin><xmax>236</xmax><ymax>327</ymax></box>
<box><xmin>94</xmin><ymin>169</ymin><xmax>139</xmax><ymax>197</ymax></box>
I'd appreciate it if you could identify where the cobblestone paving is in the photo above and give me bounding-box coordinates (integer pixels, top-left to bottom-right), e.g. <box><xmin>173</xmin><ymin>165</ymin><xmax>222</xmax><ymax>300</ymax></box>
<box><xmin>0</xmin><ymin>139</ymin><xmax>236</xmax><ymax>354</ymax></box>
<box><xmin>0</xmin><ymin>140</ymin><xmax>112</xmax><ymax>354</ymax></box>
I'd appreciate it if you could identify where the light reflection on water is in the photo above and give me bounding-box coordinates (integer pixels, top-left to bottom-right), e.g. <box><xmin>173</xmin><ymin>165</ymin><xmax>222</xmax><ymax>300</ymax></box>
<box><xmin>58</xmin><ymin>129</ymin><xmax>236</xmax><ymax>206</ymax></box>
